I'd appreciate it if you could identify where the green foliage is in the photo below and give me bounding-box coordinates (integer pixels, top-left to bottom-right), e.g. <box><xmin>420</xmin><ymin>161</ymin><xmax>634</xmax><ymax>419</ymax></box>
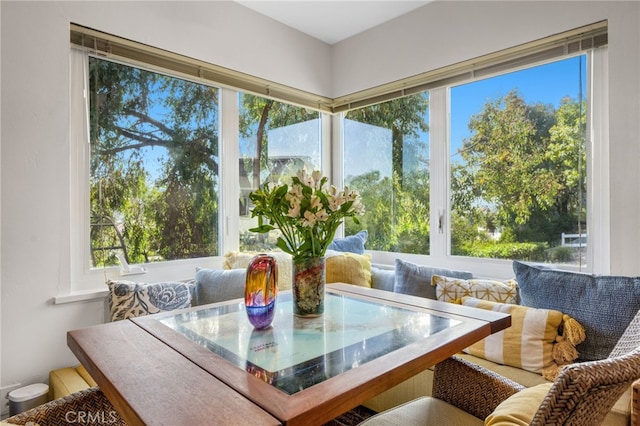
<box><xmin>547</xmin><ymin>245</ymin><xmax>574</xmax><ymax>263</ymax></box>
<box><xmin>345</xmin><ymin>94</ymin><xmax>430</xmax><ymax>253</ymax></box>
<box><xmin>458</xmin><ymin>240</ymin><xmax>548</xmax><ymax>261</ymax></box>
<box><xmin>451</xmin><ymin>90</ymin><xmax>587</xmax><ymax>257</ymax></box>
<box><xmin>89</xmin><ymin>57</ymin><xmax>220</xmax><ymax>266</ymax></box>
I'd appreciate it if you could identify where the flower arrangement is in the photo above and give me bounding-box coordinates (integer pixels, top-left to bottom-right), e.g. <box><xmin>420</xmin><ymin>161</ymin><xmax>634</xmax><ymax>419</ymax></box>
<box><xmin>248</xmin><ymin>168</ymin><xmax>365</xmax><ymax>261</ymax></box>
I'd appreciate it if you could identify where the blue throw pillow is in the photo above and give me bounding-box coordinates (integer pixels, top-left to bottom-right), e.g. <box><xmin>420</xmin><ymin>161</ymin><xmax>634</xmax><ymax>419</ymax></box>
<box><xmin>371</xmin><ymin>267</ymin><xmax>396</xmax><ymax>292</ymax></box>
<box><xmin>513</xmin><ymin>261</ymin><xmax>640</xmax><ymax>361</ymax></box>
<box><xmin>394</xmin><ymin>259</ymin><xmax>473</xmax><ymax>300</ymax></box>
<box><xmin>327</xmin><ymin>230</ymin><xmax>368</xmax><ymax>254</ymax></box>
<box><xmin>194</xmin><ymin>268</ymin><xmax>246</xmax><ymax>306</ymax></box>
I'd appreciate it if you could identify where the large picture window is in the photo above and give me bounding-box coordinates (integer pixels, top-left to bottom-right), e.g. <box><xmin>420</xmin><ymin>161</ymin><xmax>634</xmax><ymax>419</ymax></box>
<box><xmin>238</xmin><ymin>94</ymin><xmax>322</xmax><ymax>252</ymax></box>
<box><xmin>450</xmin><ymin>55</ymin><xmax>587</xmax><ymax>266</ymax></box>
<box><xmin>341</xmin><ymin>55</ymin><xmax>588</xmax><ymax>268</ymax></box>
<box><xmin>67</xmin><ymin>24</ymin><xmax>606</xmax><ymax>297</ymax></box>
<box><xmin>89</xmin><ymin>57</ymin><xmax>220</xmax><ymax>267</ymax></box>
<box><xmin>343</xmin><ymin>94</ymin><xmax>430</xmax><ymax>254</ymax></box>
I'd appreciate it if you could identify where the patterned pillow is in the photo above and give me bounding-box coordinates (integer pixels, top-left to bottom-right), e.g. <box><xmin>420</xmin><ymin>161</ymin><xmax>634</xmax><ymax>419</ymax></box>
<box><xmin>461</xmin><ymin>297</ymin><xmax>565</xmax><ymax>375</ymax></box>
<box><xmin>224</xmin><ymin>251</ymin><xmax>293</xmax><ymax>290</ymax></box>
<box><xmin>432</xmin><ymin>275</ymin><xmax>518</xmax><ymax>304</ymax></box>
<box><xmin>107</xmin><ymin>280</ymin><xmax>194</xmax><ymax>322</ymax></box>
<box><xmin>326</xmin><ymin>252</ymin><xmax>372</xmax><ymax>287</ymax></box>
<box><xmin>394</xmin><ymin>259</ymin><xmax>473</xmax><ymax>300</ymax></box>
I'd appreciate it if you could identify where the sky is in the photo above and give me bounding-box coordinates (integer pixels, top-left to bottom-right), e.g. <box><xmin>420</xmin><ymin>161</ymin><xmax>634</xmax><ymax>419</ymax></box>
<box><xmin>450</xmin><ymin>54</ymin><xmax>587</xmax><ymax>160</ymax></box>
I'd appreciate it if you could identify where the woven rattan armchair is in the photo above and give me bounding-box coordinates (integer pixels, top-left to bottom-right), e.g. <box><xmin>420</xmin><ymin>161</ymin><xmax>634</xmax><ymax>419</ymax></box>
<box><xmin>4</xmin><ymin>387</ymin><xmax>127</xmax><ymax>426</ymax></box>
<box><xmin>360</xmin><ymin>348</ymin><xmax>640</xmax><ymax>426</ymax></box>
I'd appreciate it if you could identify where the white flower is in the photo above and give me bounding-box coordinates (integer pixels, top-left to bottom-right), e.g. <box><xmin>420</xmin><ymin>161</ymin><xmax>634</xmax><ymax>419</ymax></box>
<box><xmin>311</xmin><ymin>170</ymin><xmax>323</xmax><ymax>189</ymax></box>
<box><xmin>310</xmin><ymin>194</ymin><xmax>322</xmax><ymax>210</ymax></box>
<box><xmin>287</xmin><ymin>198</ymin><xmax>301</xmax><ymax>218</ymax></box>
<box><xmin>302</xmin><ymin>210</ymin><xmax>317</xmax><ymax>227</ymax></box>
<box><xmin>297</xmin><ymin>168</ymin><xmax>315</xmax><ymax>188</ymax></box>
<box><xmin>287</xmin><ymin>184</ymin><xmax>303</xmax><ymax>201</ymax></box>
<box><xmin>315</xmin><ymin>209</ymin><xmax>329</xmax><ymax>222</ymax></box>
<box><xmin>249</xmin><ymin>168</ymin><xmax>364</xmax><ymax>259</ymax></box>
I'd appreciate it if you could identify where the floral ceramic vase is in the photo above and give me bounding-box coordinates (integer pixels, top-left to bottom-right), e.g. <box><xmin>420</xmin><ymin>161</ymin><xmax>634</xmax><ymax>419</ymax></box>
<box><xmin>292</xmin><ymin>256</ymin><xmax>325</xmax><ymax>317</ymax></box>
<box><xmin>245</xmin><ymin>254</ymin><xmax>278</xmax><ymax>329</ymax></box>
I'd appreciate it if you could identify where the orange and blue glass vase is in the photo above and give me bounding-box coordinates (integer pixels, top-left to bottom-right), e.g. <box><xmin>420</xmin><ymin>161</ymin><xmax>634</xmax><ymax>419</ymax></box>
<box><xmin>245</xmin><ymin>254</ymin><xmax>278</xmax><ymax>329</ymax></box>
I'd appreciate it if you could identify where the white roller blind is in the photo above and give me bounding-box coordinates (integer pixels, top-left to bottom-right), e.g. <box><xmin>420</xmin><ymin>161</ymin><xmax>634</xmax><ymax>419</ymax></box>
<box><xmin>71</xmin><ymin>20</ymin><xmax>607</xmax><ymax>114</ymax></box>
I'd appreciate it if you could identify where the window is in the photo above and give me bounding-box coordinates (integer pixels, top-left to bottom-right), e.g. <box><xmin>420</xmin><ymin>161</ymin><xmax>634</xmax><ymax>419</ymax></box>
<box><xmin>66</xmin><ymin>23</ymin><xmax>607</xmax><ymax>299</ymax></box>
<box><xmin>450</xmin><ymin>55</ymin><xmax>587</xmax><ymax>267</ymax></box>
<box><xmin>343</xmin><ymin>94</ymin><xmax>430</xmax><ymax>254</ymax></box>
<box><xmin>238</xmin><ymin>94</ymin><xmax>322</xmax><ymax>251</ymax></box>
<box><xmin>342</xmin><ymin>55</ymin><xmax>591</xmax><ymax>270</ymax></box>
<box><xmin>89</xmin><ymin>56</ymin><xmax>220</xmax><ymax>267</ymax></box>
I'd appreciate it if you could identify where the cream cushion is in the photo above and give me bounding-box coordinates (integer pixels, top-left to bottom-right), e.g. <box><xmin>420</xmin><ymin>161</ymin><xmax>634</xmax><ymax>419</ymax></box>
<box><xmin>360</xmin><ymin>396</ymin><xmax>484</xmax><ymax>426</ymax></box>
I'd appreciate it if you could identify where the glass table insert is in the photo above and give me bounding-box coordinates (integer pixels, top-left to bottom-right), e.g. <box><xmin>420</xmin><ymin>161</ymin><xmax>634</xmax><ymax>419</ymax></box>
<box><xmin>160</xmin><ymin>292</ymin><xmax>461</xmax><ymax>395</ymax></box>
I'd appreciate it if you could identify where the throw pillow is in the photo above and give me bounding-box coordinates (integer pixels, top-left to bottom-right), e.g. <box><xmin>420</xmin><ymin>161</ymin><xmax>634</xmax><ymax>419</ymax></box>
<box><xmin>461</xmin><ymin>297</ymin><xmax>583</xmax><ymax>378</ymax></box>
<box><xmin>194</xmin><ymin>268</ymin><xmax>246</xmax><ymax>306</ymax></box>
<box><xmin>371</xmin><ymin>267</ymin><xmax>396</xmax><ymax>292</ymax></box>
<box><xmin>326</xmin><ymin>252</ymin><xmax>372</xmax><ymax>287</ymax></box>
<box><xmin>513</xmin><ymin>260</ymin><xmax>640</xmax><ymax>361</ymax></box>
<box><xmin>432</xmin><ymin>275</ymin><xmax>518</xmax><ymax>304</ymax></box>
<box><xmin>327</xmin><ymin>230</ymin><xmax>368</xmax><ymax>254</ymax></box>
<box><xmin>394</xmin><ymin>259</ymin><xmax>473</xmax><ymax>300</ymax></box>
<box><xmin>107</xmin><ymin>280</ymin><xmax>194</xmax><ymax>322</ymax></box>
<box><xmin>485</xmin><ymin>383</ymin><xmax>552</xmax><ymax>426</ymax></box>
<box><xmin>224</xmin><ymin>251</ymin><xmax>293</xmax><ymax>290</ymax></box>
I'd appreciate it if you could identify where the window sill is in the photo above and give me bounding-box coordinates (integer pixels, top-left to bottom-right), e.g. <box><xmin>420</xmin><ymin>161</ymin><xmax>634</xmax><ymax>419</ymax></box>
<box><xmin>54</xmin><ymin>289</ymin><xmax>109</xmax><ymax>304</ymax></box>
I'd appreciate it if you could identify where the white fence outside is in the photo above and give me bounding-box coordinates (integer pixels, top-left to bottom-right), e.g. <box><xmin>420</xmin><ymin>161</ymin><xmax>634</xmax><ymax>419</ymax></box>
<box><xmin>561</xmin><ymin>233</ymin><xmax>587</xmax><ymax>248</ymax></box>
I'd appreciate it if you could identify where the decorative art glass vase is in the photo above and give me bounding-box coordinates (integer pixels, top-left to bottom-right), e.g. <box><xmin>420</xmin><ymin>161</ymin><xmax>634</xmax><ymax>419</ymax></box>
<box><xmin>245</xmin><ymin>254</ymin><xmax>278</xmax><ymax>329</ymax></box>
<box><xmin>292</xmin><ymin>256</ymin><xmax>325</xmax><ymax>317</ymax></box>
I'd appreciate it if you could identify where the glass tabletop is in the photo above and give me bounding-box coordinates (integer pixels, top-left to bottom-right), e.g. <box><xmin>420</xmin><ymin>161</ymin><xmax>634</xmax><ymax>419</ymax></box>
<box><xmin>160</xmin><ymin>291</ymin><xmax>461</xmax><ymax>395</ymax></box>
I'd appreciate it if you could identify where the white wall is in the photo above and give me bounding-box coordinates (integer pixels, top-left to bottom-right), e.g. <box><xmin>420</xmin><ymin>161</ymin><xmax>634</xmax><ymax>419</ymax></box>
<box><xmin>0</xmin><ymin>0</ymin><xmax>330</xmax><ymax>399</ymax></box>
<box><xmin>1</xmin><ymin>0</ymin><xmax>639</xmax><ymax>399</ymax></box>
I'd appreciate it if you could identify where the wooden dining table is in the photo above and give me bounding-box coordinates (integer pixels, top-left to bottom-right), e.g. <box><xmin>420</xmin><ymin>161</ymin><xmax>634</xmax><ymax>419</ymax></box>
<box><xmin>68</xmin><ymin>283</ymin><xmax>510</xmax><ymax>425</ymax></box>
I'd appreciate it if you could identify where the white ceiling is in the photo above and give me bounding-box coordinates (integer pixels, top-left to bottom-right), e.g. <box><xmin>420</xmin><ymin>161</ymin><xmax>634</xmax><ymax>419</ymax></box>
<box><xmin>236</xmin><ymin>1</ymin><xmax>432</xmax><ymax>45</ymax></box>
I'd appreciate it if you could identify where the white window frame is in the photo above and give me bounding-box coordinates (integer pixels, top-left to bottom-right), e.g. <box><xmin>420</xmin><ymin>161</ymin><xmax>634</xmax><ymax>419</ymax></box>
<box><xmin>60</xmin><ymin>50</ymin><xmax>331</xmax><ymax>302</ymax></box>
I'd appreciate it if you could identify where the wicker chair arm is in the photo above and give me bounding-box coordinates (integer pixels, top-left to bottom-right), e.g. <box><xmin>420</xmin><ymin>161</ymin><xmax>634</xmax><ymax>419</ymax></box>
<box><xmin>633</xmin><ymin>378</ymin><xmax>640</xmax><ymax>426</ymax></box>
<box><xmin>432</xmin><ymin>356</ymin><xmax>526</xmax><ymax>420</ymax></box>
<box><xmin>5</xmin><ymin>387</ymin><xmax>126</xmax><ymax>426</ymax></box>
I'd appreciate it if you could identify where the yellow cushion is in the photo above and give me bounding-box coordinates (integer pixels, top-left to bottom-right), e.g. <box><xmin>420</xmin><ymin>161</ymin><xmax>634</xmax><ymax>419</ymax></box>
<box><xmin>224</xmin><ymin>251</ymin><xmax>293</xmax><ymax>290</ymax></box>
<box><xmin>462</xmin><ymin>297</ymin><xmax>563</xmax><ymax>374</ymax></box>
<box><xmin>485</xmin><ymin>383</ymin><xmax>552</xmax><ymax>425</ymax></box>
<box><xmin>48</xmin><ymin>366</ymin><xmax>93</xmax><ymax>400</ymax></box>
<box><xmin>223</xmin><ymin>251</ymin><xmax>372</xmax><ymax>288</ymax></box>
<box><xmin>75</xmin><ymin>364</ymin><xmax>97</xmax><ymax>387</ymax></box>
<box><xmin>432</xmin><ymin>275</ymin><xmax>518</xmax><ymax>304</ymax></box>
<box><xmin>326</xmin><ymin>252</ymin><xmax>372</xmax><ymax>287</ymax></box>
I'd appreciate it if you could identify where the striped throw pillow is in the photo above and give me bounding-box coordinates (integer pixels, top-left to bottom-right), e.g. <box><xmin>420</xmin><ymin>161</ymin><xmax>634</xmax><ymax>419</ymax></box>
<box><xmin>432</xmin><ymin>275</ymin><xmax>518</xmax><ymax>304</ymax></box>
<box><xmin>462</xmin><ymin>297</ymin><xmax>563</xmax><ymax>374</ymax></box>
